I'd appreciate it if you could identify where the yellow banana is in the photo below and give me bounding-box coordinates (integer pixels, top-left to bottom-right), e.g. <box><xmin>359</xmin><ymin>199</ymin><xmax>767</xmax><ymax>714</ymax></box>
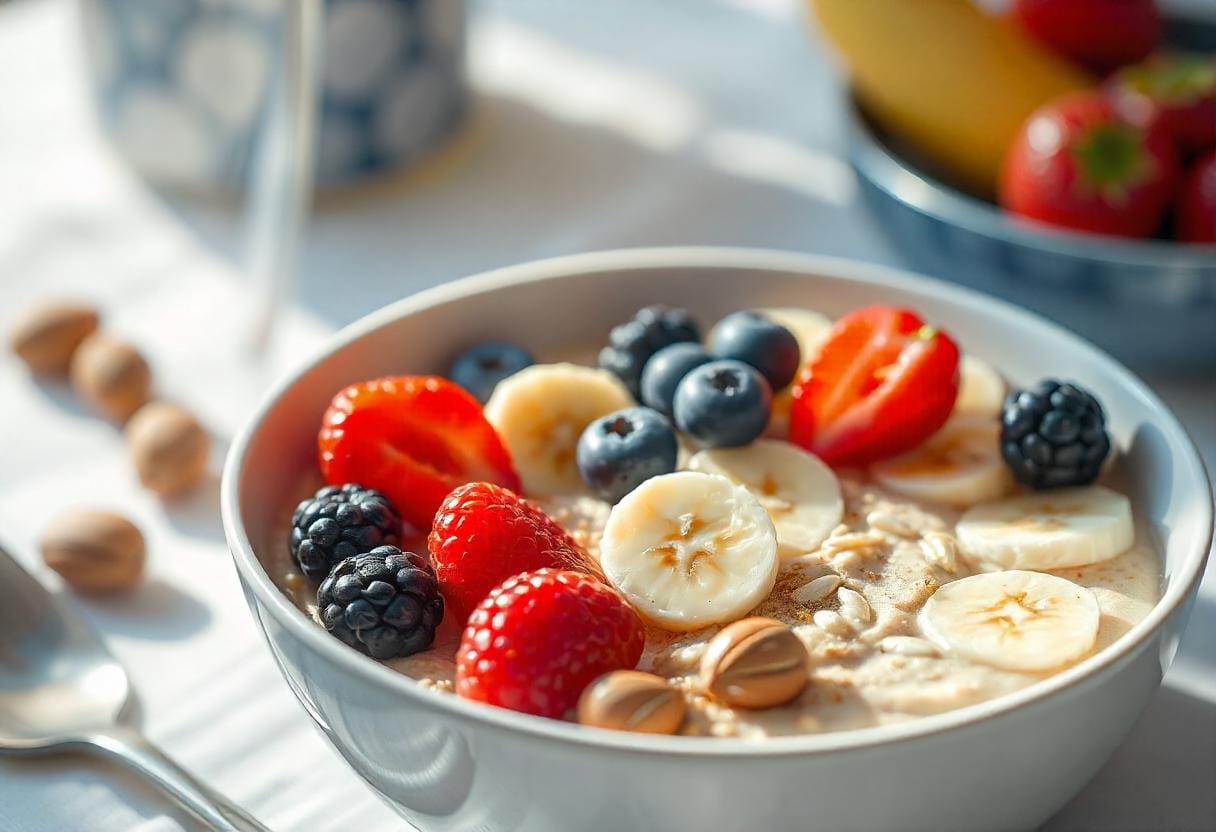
<box><xmin>810</xmin><ymin>0</ymin><xmax>1091</xmax><ymax>193</ymax></box>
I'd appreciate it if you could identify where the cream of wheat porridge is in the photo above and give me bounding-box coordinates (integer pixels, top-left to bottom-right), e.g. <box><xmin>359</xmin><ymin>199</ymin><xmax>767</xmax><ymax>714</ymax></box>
<box><xmin>270</xmin><ymin>469</ymin><xmax>1159</xmax><ymax>738</ymax></box>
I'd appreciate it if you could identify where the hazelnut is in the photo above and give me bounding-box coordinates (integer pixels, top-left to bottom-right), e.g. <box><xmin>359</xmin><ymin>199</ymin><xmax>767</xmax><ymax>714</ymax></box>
<box><xmin>69</xmin><ymin>333</ymin><xmax>152</xmax><ymax>422</ymax></box>
<box><xmin>8</xmin><ymin>301</ymin><xmax>99</xmax><ymax>374</ymax></box>
<box><xmin>40</xmin><ymin>510</ymin><xmax>145</xmax><ymax>592</ymax></box>
<box><xmin>577</xmin><ymin>670</ymin><xmax>686</xmax><ymax>734</ymax></box>
<box><xmin>126</xmin><ymin>402</ymin><xmax>211</xmax><ymax>497</ymax></box>
<box><xmin>699</xmin><ymin>617</ymin><xmax>810</xmax><ymax>709</ymax></box>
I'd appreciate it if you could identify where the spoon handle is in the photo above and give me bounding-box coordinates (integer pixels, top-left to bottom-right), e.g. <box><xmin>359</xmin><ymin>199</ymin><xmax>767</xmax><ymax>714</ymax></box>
<box><xmin>83</xmin><ymin>727</ymin><xmax>271</xmax><ymax>831</ymax></box>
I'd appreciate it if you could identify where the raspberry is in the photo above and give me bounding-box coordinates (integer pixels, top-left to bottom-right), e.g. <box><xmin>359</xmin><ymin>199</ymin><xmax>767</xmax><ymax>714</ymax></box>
<box><xmin>456</xmin><ymin>569</ymin><xmax>645</xmax><ymax>718</ymax></box>
<box><xmin>428</xmin><ymin>482</ymin><xmax>603</xmax><ymax>618</ymax></box>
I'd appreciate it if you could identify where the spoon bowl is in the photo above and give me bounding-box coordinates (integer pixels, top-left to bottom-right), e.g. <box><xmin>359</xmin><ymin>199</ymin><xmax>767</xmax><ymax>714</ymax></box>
<box><xmin>0</xmin><ymin>545</ymin><xmax>267</xmax><ymax>830</ymax></box>
<box><xmin>0</xmin><ymin>548</ymin><xmax>129</xmax><ymax>745</ymax></box>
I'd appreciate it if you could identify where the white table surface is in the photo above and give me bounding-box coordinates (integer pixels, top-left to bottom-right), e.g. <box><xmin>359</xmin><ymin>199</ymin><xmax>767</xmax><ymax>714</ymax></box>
<box><xmin>1</xmin><ymin>0</ymin><xmax>1213</xmax><ymax>830</ymax></box>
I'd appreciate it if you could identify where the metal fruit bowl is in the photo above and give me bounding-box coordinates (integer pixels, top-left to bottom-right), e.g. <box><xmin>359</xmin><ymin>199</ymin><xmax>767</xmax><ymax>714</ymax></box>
<box><xmin>844</xmin><ymin>17</ymin><xmax>1216</xmax><ymax>373</ymax></box>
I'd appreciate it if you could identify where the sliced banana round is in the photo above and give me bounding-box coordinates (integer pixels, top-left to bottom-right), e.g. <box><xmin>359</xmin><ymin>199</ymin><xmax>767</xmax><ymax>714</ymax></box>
<box><xmin>871</xmin><ymin>416</ymin><xmax>1011</xmax><ymax>507</ymax></box>
<box><xmin>920</xmin><ymin>570</ymin><xmax>1100</xmax><ymax>672</ymax></box>
<box><xmin>688</xmin><ymin>439</ymin><xmax>842</xmax><ymax>559</ymax></box>
<box><xmin>484</xmin><ymin>363</ymin><xmax>633</xmax><ymax>496</ymax></box>
<box><xmin>953</xmin><ymin>355</ymin><xmax>1006</xmax><ymax>418</ymax></box>
<box><xmin>956</xmin><ymin>485</ymin><xmax>1134</xmax><ymax>571</ymax></box>
<box><xmin>600</xmin><ymin>471</ymin><xmax>779</xmax><ymax>632</ymax></box>
<box><xmin>756</xmin><ymin>307</ymin><xmax>833</xmax><ymax>365</ymax></box>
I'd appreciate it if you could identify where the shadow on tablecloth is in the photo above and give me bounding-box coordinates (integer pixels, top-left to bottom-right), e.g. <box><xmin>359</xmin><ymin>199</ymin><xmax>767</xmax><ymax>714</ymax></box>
<box><xmin>1044</xmin><ymin>684</ymin><xmax>1216</xmax><ymax>831</ymax></box>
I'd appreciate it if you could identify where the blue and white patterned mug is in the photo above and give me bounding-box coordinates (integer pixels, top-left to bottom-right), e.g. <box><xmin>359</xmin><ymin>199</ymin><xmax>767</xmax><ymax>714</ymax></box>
<box><xmin>80</xmin><ymin>0</ymin><xmax>467</xmax><ymax>188</ymax></box>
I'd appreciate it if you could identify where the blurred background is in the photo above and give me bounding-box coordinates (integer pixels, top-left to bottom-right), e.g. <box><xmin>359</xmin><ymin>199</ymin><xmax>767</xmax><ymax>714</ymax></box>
<box><xmin>0</xmin><ymin>0</ymin><xmax>1213</xmax><ymax>829</ymax></box>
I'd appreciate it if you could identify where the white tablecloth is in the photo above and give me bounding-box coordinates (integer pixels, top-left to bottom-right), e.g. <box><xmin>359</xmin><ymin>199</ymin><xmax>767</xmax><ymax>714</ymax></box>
<box><xmin>1</xmin><ymin>1</ymin><xmax>1213</xmax><ymax>830</ymax></box>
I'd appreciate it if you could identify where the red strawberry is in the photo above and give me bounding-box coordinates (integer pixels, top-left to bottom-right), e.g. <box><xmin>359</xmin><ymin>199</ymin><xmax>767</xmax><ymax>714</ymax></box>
<box><xmin>1000</xmin><ymin>92</ymin><xmax>1179</xmax><ymax>238</ymax></box>
<box><xmin>789</xmin><ymin>305</ymin><xmax>960</xmax><ymax>468</ymax></box>
<box><xmin>1011</xmin><ymin>0</ymin><xmax>1159</xmax><ymax>76</ymax></box>
<box><xmin>1176</xmin><ymin>150</ymin><xmax>1216</xmax><ymax>243</ymax></box>
<box><xmin>1110</xmin><ymin>53</ymin><xmax>1216</xmax><ymax>157</ymax></box>
<box><xmin>319</xmin><ymin>376</ymin><xmax>520</xmax><ymax>530</ymax></box>
<box><xmin>456</xmin><ymin>569</ymin><xmax>645</xmax><ymax>718</ymax></box>
<box><xmin>429</xmin><ymin>481</ymin><xmax>603</xmax><ymax>618</ymax></box>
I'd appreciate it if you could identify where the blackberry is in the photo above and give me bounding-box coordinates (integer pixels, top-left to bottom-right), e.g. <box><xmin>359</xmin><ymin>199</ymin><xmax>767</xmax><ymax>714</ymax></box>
<box><xmin>598</xmin><ymin>305</ymin><xmax>700</xmax><ymax>398</ymax></box>
<box><xmin>290</xmin><ymin>484</ymin><xmax>401</xmax><ymax>580</ymax></box>
<box><xmin>317</xmin><ymin>546</ymin><xmax>444</xmax><ymax>660</ymax></box>
<box><xmin>1001</xmin><ymin>379</ymin><xmax>1111</xmax><ymax>489</ymax></box>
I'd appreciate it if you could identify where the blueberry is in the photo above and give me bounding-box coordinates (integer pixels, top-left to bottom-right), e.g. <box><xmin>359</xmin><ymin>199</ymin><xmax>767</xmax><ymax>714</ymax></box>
<box><xmin>708</xmin><ymin>311</ymin><xmax>801</xmax><ymax>391</ymax></box>
<box><xmin>673</xmin><ymin>360</ymin><xmax>771</xmax><ymax>448</ymax></box>
<box><xmin>640</xmin><ymin>342</ymin><xmax>713</xmax><ymax>418</ymax></box>
<box><xmin>576</xmin><ymin>407</ymin><xmax>679</xmax><ymax>502</ymax></box>
<box><xmin>598</xmin><ymin>305</ymin><xmax>700</xmax><ymax>398</ymax></box>
<box><xmin>449</xmin><ymin>342</ymin><xmax>534</xmax><ymax>402</ymax></box>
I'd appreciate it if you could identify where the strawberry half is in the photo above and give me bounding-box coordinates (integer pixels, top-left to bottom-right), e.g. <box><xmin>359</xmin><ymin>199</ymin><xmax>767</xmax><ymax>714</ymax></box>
<box><xmin>429</xmin><ymin>481</ymin><xmax>603</xmax><ymax>620</ymax></box>
<box><xmin>789</xmin><ymin>305</ymin><xmax>960</xmax><ymax>467</ymax></box>
<box><xmin>319</xmin><ymin>376</ymin><xmax>521</xmax><ymax>530</ymax></box>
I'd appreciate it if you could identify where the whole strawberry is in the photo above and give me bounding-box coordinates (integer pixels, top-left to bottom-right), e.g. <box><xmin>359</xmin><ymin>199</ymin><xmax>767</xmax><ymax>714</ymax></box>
<box><xmin>428</xmin><ymin>482</ymin><xmax>603</xmax><ymax>618</ymax></box>
<box><xmin>1012</xmin><ymin>0</ymin><xmax>1159</xmax><ymax>76</ymax></box>
<box><xmin>1176</xmin><ymin>150</ymin><xmax>1216</xmax><ymax>244</ymax></box>
<box><xmin>1110</xmin><ymin>53</ymin><xmax>1216</xmax><ymax>158</ymax></box>
<box><xmin>456</xmin><ymin>569</ymin><xmax>646</xmax><ymax>718</ymax></box>
<box><xmin>1000</xmin><ymin>92</ymin><xmax>1179</xmax><ymax>238</ymax></box>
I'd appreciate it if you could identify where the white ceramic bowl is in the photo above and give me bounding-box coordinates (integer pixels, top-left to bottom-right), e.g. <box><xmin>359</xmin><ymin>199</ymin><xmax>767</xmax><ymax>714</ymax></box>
<box><xmin>221</xmin><ymin>248</ymin><xmax>1212</xmax><ymax>832</ymax></box>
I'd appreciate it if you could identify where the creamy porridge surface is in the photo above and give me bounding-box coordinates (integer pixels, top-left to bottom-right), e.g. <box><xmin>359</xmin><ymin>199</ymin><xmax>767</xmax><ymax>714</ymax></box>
<box><xmin>269</xmin><ymin>469</ymin><xmax>1159</xmax><ymax>738</ymax></box>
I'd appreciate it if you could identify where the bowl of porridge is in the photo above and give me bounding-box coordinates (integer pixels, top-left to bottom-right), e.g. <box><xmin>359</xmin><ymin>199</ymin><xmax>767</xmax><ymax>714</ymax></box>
<box><xmin>221</xmin><ymin>248</ymin><xmax>1212</xmax><ymax>832</ymax></box>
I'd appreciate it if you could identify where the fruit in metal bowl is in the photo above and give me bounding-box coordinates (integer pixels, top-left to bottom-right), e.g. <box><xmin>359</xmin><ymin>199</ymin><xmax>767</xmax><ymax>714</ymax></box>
<box><xmin>1011</xmin><ymin>0</ymin><xmax>1161</xmax><ymax>76</ymax></box>
<box><xmin>1109</xmin><ymin>52</ymin><xmax>1216</xmax><ymax>158</ymax></box>
<box><xmin>1175</xmin><ymin>149</ymin><xmax>1216</xmax><ymax>243</ymax></box>
<box><xmin>999</xmin><ymin>92</ymin><xmax>1179</xmax><ymax>238</ymax></box>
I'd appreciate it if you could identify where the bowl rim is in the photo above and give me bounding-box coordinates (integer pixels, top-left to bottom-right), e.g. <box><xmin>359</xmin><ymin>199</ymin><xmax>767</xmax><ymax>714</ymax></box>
<box><xmin>843</xmin><ymin>92</ymin><xmax>1216</xmax><ymax>268</ymax></box>
<box><xmin>221</xmin><ymin>246</ymin><xmax>1213</xmax><ymax>758</ymax></box>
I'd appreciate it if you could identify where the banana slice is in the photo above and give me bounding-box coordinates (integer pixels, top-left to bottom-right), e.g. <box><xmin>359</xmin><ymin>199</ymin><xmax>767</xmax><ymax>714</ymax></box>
<box><xmin>953</xmin><ymin>355</ymin><xmax>1006</xmax><ymax>418</ymax></box>
<box><xmin>871</xmin><ymin>416</ymin><xmax>1011</xmax><ymax>507</ymax></box>
<box><xmin>688</xmin><ymin>439</ymin><xmax>843</xmax><ymax>559</ymax></box>
<box><xmin>600</xmin><ymin>471</ymin><xmax>779</xmax><ymax>632</ymax></box>
<box><xmin>920</xmin><ymin>570</ymin><xmax>1100</xmax><ymax>672</ymax></box>
<box><xmin>484</xmin><ymin>363</ymin><xmax>633</xmax><ymax>496</ymax></box>
<box><xmin>956</xmin><ymin>485</ymin><xmax>1134</xmax><ymax>571</ymax></box>
<box><xmin>757</xmin><ymin>308</ymin><xmax>833</xmax><ymax>439</ymax></box>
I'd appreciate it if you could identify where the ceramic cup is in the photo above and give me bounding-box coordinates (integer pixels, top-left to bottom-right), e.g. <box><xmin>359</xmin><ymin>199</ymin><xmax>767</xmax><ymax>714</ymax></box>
<box><xmin>222</xmin><ymin>248</ymin><xmax>1212</xmax><ymax>832</ymax></box>
<box><xmin>80</xmin><ymin>0</ymin><xmax>467</xmax><ymax>188</ymax></box>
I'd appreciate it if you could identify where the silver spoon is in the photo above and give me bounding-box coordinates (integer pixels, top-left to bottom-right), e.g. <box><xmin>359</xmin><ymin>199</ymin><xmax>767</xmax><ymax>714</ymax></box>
<box><xmin>0</xmin><ymin>545</ymin><xmax>269</xmax><ymax>831</ymax></box>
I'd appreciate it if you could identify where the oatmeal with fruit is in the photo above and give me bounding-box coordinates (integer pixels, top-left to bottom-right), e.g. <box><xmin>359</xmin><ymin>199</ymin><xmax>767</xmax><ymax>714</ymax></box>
<box><xmin>270</xmin><ymin>302</ymin><xmax>1160</xmax><ymax>738</ymax></box>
